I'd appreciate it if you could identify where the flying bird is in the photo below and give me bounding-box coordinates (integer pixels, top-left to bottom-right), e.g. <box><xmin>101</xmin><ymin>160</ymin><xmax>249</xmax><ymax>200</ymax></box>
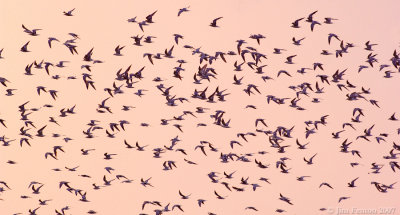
<box><xmin>63</xmin><ymin>8</ymin><xmax>75</xmax><ymax>16</ymax></box>
<box><xmin>210</xmin><ymin>17</ymin><xmax>223</xmax><ymax>27</ymax></box>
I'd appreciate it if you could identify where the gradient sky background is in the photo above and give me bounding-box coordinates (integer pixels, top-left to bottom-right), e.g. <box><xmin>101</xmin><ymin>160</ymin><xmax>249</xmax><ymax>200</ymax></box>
<box><xmin>0</xmin><ymin>0</ymin><xmax>400</xmax><ymax>214</ymax></box>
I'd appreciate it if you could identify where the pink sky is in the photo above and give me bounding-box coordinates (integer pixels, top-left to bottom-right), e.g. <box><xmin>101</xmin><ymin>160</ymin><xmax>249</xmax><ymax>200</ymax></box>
<box><xmin>0</xmin><ymin>0</ymin><xmax>399</xmax><ymax>214</ymax></box>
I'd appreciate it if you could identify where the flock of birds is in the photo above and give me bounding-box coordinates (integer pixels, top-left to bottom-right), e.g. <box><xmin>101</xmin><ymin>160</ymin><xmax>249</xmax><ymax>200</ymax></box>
<box><xmin>0</xmin><ymin>4</ymin><xmax>399</xmax><ymax>215</ymax></box>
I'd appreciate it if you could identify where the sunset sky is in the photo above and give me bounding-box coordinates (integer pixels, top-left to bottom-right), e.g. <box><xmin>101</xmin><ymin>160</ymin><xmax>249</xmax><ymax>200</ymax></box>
<box><xmin>0</xmin><ymin>0</ymin><xmax>399</xmax><ymax>214</ymax></box>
